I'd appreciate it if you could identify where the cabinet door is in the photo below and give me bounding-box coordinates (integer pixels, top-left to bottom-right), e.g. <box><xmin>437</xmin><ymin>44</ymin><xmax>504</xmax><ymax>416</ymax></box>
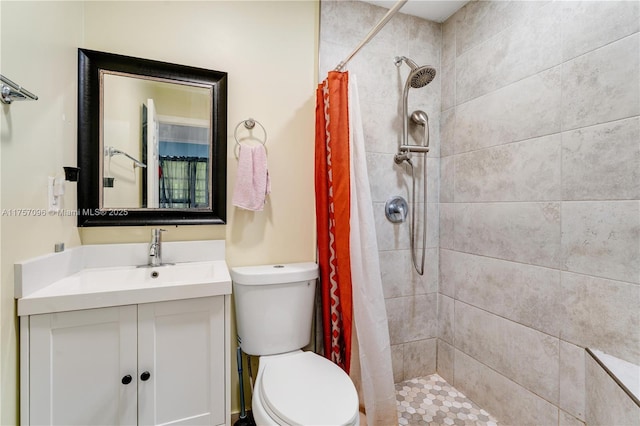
<box><xmin>29</xmin><ymin>306</ymin><xmax>138</xmax><ymax>426</ymax></box>
<box><xmin>137</xmin><ymin>297</ymin><xmax>225</xmax><ymax>426</ymax></box>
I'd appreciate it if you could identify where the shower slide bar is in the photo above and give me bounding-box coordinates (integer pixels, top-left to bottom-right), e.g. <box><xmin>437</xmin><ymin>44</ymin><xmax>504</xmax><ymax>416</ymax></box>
<box><xmin>334</xmin><ymin>0</ymin><xmax>407</xmax><ymax>71</ymax></box>
<box><xmin>0</xmin><ymin>74</ymin><xmax>39</xmax><ymax>104</ymax></box>
<box><xmin>399</xmin><ymin>145</ymin><xmax>429</xmax><ymax>153</ymax></box>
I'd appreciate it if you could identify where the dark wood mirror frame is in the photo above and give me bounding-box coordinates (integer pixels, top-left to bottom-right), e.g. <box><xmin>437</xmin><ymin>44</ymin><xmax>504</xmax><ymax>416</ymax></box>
<box><xmin>77</xmin><ymin>48</ymin><xmax>227</xmax><ymax>226</ymax></box>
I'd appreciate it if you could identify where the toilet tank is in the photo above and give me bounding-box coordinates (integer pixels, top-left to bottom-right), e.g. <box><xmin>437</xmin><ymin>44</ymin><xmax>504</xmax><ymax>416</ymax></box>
<box><xmin>231</xmin><ymin>262</ymin><xmax>318</xmax><ymax>356</ymax></box>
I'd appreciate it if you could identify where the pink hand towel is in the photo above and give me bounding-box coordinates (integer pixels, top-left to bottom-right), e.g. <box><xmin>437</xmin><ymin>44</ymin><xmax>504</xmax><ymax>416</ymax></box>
<box><xmin>232</xmin><ymin>144</ymin><xmax>270</xmax><ymax>211</ymax></box>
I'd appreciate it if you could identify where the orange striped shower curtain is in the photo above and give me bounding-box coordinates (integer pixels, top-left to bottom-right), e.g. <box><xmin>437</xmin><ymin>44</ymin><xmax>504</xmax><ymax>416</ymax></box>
<box><xmin>315</xmin><ymin>71</ymin><xmax>397</xmax><ymax>424</ymax></box>
<box><xmin>315</xmin><ymin>71</ymin><xmax>353</xmax><ymax>372</ymax></box>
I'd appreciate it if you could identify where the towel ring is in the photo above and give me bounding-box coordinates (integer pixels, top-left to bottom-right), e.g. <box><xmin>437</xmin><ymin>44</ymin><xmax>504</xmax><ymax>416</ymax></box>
<box><xmin>234</xmin><ymin>118</ymin><xmax>267</xmax><ymax>159</ymax></box>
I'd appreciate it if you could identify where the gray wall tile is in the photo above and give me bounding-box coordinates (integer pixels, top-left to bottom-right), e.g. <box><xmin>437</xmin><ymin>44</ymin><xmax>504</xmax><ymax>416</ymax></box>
<box><xmin>386</xmin><ymin>294</ymin><xmax>438</xmax><ymax>345</ymax></box>
<box><xmin>436</xmin><ymin>339</ymin><xmax>454</xmax><ymax>384</ymax></box>
<box><xmin>320</xmin><ymin>0</ymin><xmax>382</xmax><ymax>48</ymax></box>
<box><xmin>561</xmin><ymin>34</ymin><xmax>640</xmax><ymax>131</ymax></box>
<box><xmin>391</xmin><ymin>343</ymin><xmax>404</xmax><ymax>383</ymax></box>
<box><xmin>561</xmin><ymin>272</ymin><xmax>640</xmax><ymax>365</ymax></box>
<box><xmin>455</xmin><ymin>301</ymin><xmax>559</xmax><ymax>403</ymax></box>
<box><xmin>440</xmin><ymin>107</ymin><xmax>455</xmax><ymax>157</ymax></box>
<box><xmin>562</xmin><ymin>117</ymin><xmax>640</xmax><ymax>201</ymax></box>
<box><xmin>453</xmin><ymin>1</ymin><xmax>548</xmax><ymax>57</ymax></box>
<box><xmin>456</xmin><ymin>2</ymin><xmax>562</xmax><ymax>103</ymax></box>
<box><xmin>454</xmin><ymin>202</ymin><xmax>562</xmax><ymax>268</ymax></box>
<box><xmin>559</xmin><ymin>341</ymin><xmax>586</xmax><ymax>421</ymax></box>
<box><xmin>367</xmin><ymin>152</ymin><xmax>410</xmax><ymax>203</ymax></box>
<box><xmin>561</xmin><ymin>1</ymin><xmax>640</xmax><ymax>61</ymax></box>
<box><xmin>454</xmin><ymin>134</ymin><xmax>561</xmax><ymax>202</ymax></box>
<box><xmin>360</xmin><ymin>98</ymin><xmax>402</xmax><ymax>154</ymax></box>
<box><xmin>403</xmin><ymin>338</ymin><xmax>437</xmax><ymax>379</ymax></box>
<box><xmin>407</xmin><ymin>16</ymin><xmax>441</xmax><ymax>72</ymax></box>
<box><xmin>441</xmin><ymin>17</ymin><xmax>455</xmax><ymax>67</ymax></box>
<box><xmin>323</xmin><ymin>5</ymin><xmax>640</xmax><ymax>421</ymax></box>
<box><xmin>454</xmin><ymin>67</ymin><xmax>562</xmax><ymax>154</ymax></box>
<box><xmin>450</xmin><ymin>251</ymin><xmax>562</xmax><ymax>336</ymax></box>
<box><xmin>379</xmin><ymin>248</ymin><xmax>438</xmax><ymax>299</ymax></box>
<box><xmin>441</xmin><ymin>60</ymin><xmax>455</xmax><ymax>111</ymax></box>
<box><xmin>439</xmin><ymin>203</ymin><xmax>455</xmax><ymax>251</ymax></box>
<box><xmin>454</xmin><ymin>349</ymin><xmax>559</xmax><ymax>426</ymax></box>
<box><xmin>438</xmin><ymin>0</ymin><xmax>639</xmax><ymax>421</ymax></box>
<box><xmin>439</xmin><ymin>156</ymin><xmax>454</xmax><ymax>203</ymax></box>
<box><xmin>559</xmin><ymin>410</ymin><xmax>585</xmax><ymax>426</ymax></box>
<box><xmin>438</xmin><ymin>248</ymin><xmax>456</xmax><ymax>298</ymax></box>
<box><xmin>437</xmin><ymin>294</ymin><xmax>454</xmax><ymax>344</ymax></box>
<box><xmin>562</xmin><ymin>201</ymin><xmax>640</xmax><ymax>284</ymax></box>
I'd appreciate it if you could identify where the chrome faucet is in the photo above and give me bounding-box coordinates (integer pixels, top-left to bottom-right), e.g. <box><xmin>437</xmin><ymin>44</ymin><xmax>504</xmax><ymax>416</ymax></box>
<box><xmin>148</xmin><ymin>229</ymin><xmax>166</xmax><ymax>266</ymax></box>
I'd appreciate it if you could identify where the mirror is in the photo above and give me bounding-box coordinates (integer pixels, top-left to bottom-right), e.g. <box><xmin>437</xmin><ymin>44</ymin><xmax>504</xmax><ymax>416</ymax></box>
<box><xmin>77</xmin><ymin>49</ymin><xmax>227</xmax><ymax>226</ymax></box>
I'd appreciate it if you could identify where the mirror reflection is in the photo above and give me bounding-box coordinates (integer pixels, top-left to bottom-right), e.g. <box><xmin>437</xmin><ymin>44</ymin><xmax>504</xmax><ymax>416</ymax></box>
<box><xmin>77</xmin><ymin>48</ymin><xmax>227</xmax><ymax>227</ymax></box>
<box><xmin>101</xmin><ymin>72</ymin><xmax>212</xmax><ymax>209</ymax></box>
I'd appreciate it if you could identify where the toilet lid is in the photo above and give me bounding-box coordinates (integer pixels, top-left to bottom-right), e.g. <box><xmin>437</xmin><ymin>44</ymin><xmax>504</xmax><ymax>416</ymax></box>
<box><xmin>260</xmin><ymin>352</ymin><xmax>359</xmax><ymax>425</ymax></box>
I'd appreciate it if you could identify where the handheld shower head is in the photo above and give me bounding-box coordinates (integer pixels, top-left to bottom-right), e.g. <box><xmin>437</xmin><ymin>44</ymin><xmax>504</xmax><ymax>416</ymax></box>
<box><xmin>411</xmin><ymin>110</ymin><xmax>429</xmax><ymax>125</ymax></box>
<box><xmin>411</xmin><ymin>110</ymin><xmax>430</xmax><ymax>150</ymax></box>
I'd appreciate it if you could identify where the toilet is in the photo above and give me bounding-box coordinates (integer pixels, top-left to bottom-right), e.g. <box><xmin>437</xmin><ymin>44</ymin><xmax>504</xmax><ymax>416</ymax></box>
<box><xmin>231</xmin><ymin>262</ymin><xmax>360</xmax><ymax>426</ymax></box>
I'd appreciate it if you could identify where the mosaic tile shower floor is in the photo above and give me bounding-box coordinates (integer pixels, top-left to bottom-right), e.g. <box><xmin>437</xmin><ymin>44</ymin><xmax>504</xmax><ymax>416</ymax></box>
<box><xmin>396</xmin><ymin>374</ymin><xmax>500</xmax><ymax>426</ymax></box>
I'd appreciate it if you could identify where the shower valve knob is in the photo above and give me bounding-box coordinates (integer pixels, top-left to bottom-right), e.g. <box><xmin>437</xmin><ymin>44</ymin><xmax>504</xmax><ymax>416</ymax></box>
<box><xmin>385</xmin><ymin>196</ymin><xmax>408</xmax><ymax>223</ymax></box>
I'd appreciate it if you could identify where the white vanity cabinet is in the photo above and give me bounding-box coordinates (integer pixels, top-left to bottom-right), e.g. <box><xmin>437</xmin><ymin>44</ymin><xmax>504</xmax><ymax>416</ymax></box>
<box><xmin>26</xmin><ymin>297</ymin><xmax>227</xmax><ymax>426</ymax></box>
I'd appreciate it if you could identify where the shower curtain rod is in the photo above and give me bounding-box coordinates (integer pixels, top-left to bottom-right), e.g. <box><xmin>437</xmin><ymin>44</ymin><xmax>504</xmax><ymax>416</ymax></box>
<box><xmin>334</xmin><ymin>0</ymin><xmax>408</xmax><ymax>71</ymax></box>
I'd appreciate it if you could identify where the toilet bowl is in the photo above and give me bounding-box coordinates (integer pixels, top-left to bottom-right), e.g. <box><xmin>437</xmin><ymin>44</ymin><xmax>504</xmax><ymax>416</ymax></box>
<box><xmin>230</xmin><ymin>263</ymin><xmax>360</xmax><ymax>426</ymax></box>
<box><xmin>251</xmin><ymin>351</ymin><xmax>359</xmax><ymax>426</ymax></box>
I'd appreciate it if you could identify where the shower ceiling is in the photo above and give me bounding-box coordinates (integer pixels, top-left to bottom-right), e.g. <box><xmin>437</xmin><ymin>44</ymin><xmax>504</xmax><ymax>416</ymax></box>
<box><xmin>362</xmin><ymin>0</ymin><xmax>468</xmax><ymax>23</ymax></box>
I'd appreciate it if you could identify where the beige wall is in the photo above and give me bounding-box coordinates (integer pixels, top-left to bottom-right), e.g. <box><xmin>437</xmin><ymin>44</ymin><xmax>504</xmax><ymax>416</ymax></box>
<box><xmin>1</xmin><ymin>1</ymin><xmax>318</xmax><ymax>422</ymax></box>
<box><xmin>81</xmin><ymin>1</ymin><xmax>318</xmax><ymax>266</ymax></box>
<box><xmin>1</xmin><ymin>2</ymin><xmax>84</xmax><ymax>423</ymax></box>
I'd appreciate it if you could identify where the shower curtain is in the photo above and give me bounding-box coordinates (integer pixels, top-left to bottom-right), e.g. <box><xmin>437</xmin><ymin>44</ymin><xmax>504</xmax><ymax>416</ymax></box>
<box><xmin>315</xmin><ymin>71</ymin><xmax>397</xmax><ymax>424</ymax></box>
<box><xmin>159</xmin><ymin>157</ymin><xmax>208</xmax><ymax>208</ymax></box>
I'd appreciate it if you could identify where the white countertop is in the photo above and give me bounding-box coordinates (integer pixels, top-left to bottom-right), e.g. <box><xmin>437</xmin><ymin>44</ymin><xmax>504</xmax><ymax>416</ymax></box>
<box><xmin>16</xmin><ymin>240</ymin><xmax>231</xmax><ymax>316</ymax></box>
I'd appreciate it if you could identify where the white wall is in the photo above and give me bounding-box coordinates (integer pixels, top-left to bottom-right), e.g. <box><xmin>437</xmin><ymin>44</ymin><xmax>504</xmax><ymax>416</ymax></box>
<box><xmin>0</xmin><ymin>1</ymin><xmax>318</xmax><ymax>421</ymax></box>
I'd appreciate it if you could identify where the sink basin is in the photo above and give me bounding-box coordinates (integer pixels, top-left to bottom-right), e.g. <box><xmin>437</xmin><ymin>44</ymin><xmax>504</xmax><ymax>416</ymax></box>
<box><xmin>82</xmin><ymin>261</ymin><xmax>222</xmax><ymax>288</ymax></box>
<box><xmin>17</xmin><ymin>260</ymin><xmax>231</xmax><ymax>316</ymax></box>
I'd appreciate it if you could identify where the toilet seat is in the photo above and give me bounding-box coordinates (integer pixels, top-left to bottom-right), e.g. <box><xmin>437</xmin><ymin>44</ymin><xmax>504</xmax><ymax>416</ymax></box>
<box><xmin>259</xmin><ymin>352</ymin><xmax>359</xmax><ymax>426</ymax></box>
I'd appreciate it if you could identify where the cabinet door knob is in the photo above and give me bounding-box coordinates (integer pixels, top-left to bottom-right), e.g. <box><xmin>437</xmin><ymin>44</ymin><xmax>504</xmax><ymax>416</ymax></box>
<box><xmin>121</xmin><ymin>374</ymin><xmax>132</xmax><ymax>385</ymax></box>
<box><xmin>140</xmin><ymin>371</ymin><xmax>151</xmax><ymax>381</ymax></box>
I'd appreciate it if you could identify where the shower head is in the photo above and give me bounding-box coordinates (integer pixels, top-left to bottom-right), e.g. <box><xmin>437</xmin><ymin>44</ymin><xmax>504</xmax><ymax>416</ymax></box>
<box><xmin>394</xmin><ymin>56</ymin><xmax>437</xmax><ymax>88</ymax></box>
<box><xmin>409</xmin><ymin>66</ymin><xmax>436</xmax><ymax>88</ymax></box>
<box><xmin>394</xmin><ymin>56</ymin><xmax>436</xmax><ymax>157</ymax></box>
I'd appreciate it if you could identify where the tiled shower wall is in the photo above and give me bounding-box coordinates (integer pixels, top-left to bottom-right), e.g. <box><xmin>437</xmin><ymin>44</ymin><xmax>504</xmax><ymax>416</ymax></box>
<box><xmin>438</xmin><ymin>1</ymin><xmax>640</xmax><ymax>425</ymax></box>
<box><xmin>319</xmin><ymin>1</ymin><xmax>442</xmax><ymax>383</ymax></box>
<box><xmin>320</xmin><ymin>1</ymin><xmax>639</xmax><ymax>424</ymax></box>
